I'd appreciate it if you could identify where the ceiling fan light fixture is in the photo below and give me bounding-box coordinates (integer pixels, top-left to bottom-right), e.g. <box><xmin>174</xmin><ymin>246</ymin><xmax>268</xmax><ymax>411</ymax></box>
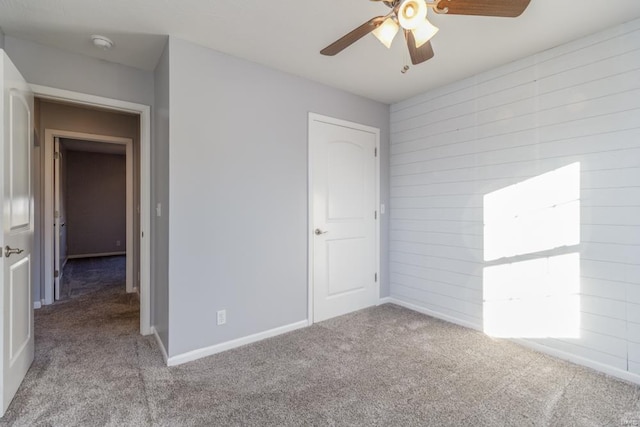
<box><xmin>398</xmin><ymin>0</ymin><xmax>428</xmax><ymax>30</ymax></box>
<box><xmin>372</xmin><ymin>17</ymin><xmax>399</xmax><ymax>49</ymax></box>
<box><xmin>412</xmin><ymin>18</ymin><xmax>439</xmax><ymax>48</ymax></box>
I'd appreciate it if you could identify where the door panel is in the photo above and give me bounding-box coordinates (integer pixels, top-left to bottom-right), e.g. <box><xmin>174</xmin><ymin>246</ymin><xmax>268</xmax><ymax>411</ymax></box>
<box><xmin>9</xmin><ymin>257</ymin><xmax>30</xmax><ymax>363</ymax></box>
<box><xmin>310</xmin><ymin>115</ymin><xmax>379</xmax><ymax>323</ymax></box>
<box><xmin>328</xmin><ymin>142</ymin><xmax>365</xmax><ymax>220</ymax></box>
<box><xmin>328</xmin><ymin>238</ymin><xmax>367</xmax><ymax>296</ymax></box>
<box><xmin>9</xmin><ymin>92</ymin><xmax>30</xmax><ymax>229</ymax></box>
<box><xmin>1</xmin><ymin>51</ymin><xmax>34</xmax><ymax>416</ymax></box>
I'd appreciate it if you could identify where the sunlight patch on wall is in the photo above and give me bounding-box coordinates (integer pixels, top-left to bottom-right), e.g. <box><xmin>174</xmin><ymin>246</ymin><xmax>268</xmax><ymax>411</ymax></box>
<box><xmin>484</xmin><ymin>163</ymin><xmax>580</xmax><ymax>262</ymax></box>
<box><xmin>483</xmin><ymin>163</ymin><xmax>581</xmax><ymax>339</ymax></box>
<box><xmin>483</xmin><ymin>253</ymin><xmax>580</xmax><ymax>338</ymax></box>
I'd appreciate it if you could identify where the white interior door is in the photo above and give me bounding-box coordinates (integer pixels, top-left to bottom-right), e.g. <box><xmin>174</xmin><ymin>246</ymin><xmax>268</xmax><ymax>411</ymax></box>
<box><xmin>53</xmin><ymin>137</ymin><xmax>61</xmax><ymax>300</ymax></box>
<box><xmin>0</xmin><ymin>51</ymin><xmax>35</xmax><ymax>416</ymax></box>
<box><xmin>310</xmin><ymin>114</ymin><xmax>379</xmax><ymax>323</ymax></box>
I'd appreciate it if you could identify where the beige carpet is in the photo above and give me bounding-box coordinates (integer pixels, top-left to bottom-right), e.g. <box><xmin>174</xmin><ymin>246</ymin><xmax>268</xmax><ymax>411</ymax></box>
<box><xmin>1</xmin><ymin>256</ymin><xmax>640</xmax><ymax>426</ymax></box>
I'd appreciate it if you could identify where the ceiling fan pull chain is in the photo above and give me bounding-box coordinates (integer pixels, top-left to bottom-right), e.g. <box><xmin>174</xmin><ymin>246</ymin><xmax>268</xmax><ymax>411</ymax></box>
<box><xmin>401</xmin><ymin>31</ymin><xmax>411</xmax><ymax>74</ymax></box>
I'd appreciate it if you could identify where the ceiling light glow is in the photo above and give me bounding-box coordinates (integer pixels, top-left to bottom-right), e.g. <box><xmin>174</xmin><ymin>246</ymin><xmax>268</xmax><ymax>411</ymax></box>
<box><xmin>398</xmin><ymin>0</ymin><xmax>428</xmax><ymax>30</ymax></box>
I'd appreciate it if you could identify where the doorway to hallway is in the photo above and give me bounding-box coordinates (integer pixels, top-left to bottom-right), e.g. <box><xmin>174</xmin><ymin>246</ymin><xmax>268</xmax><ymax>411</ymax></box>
<box><xmin>32</xmin><ymin>85</ymin><xmax>152</xmax><ymax>336</ymax></box>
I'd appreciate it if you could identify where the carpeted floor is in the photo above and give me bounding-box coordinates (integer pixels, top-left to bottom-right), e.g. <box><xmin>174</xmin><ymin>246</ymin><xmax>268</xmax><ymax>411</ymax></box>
<box><xmin>1</xmin><ymin>257</ymin><xmax>639</xmax><ymax>426</ymax></box>
<box><xmin>58</xmin><ymin>256</ymin><xmax>128</xmax><ymax>300</ymax></box>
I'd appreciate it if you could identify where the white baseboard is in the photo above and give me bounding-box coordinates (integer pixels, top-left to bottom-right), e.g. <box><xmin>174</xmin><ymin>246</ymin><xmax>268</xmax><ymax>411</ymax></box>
<box><xmin>167</xmin><ymin>320</ymin><xmax>309</xmax><ymax>367</ymax></box>
<box><xmin>68</xmin><ymin>251</ymin><xmax>126</xmax><ymax>259</ymax></box>
<box><xmin>387</xmin><ymin>297</ymin><xmax>482</xmax><ymax>331</ymax></box>
<box><xmin>512</xmin><ymin>338</ymin><xmax>640</xmax><ymax>386</ymax></box>
<box><xmin>387</xmin><ymin>296</ymin><xmax>640</xmax><ymax>386</ymax></box>
<box><xmin>378</xmin><ymin>296</ymin><xmax>392</xmax><ymax>305</ymax></box>
<box><xmin>151</xmin><ymin>327</ymin><xmax>169</xmax><ymax>365</ymax></box>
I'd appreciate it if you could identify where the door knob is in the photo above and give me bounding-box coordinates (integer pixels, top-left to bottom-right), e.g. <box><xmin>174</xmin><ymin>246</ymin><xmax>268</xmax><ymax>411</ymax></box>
<box><xmin>5</xmin><ymin>246</ymin><xmax>24</xmax><ymax>258</ymax></box>
<box><xmin>314</xmin><ymin>229</ymin><xmax>328</xmax><ymax>236</ymax></box>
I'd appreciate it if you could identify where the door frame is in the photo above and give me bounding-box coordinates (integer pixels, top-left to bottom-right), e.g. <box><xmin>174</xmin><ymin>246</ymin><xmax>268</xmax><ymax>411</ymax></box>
<box><xmin>30</xmin><ymin>84</ymin><xmax>152</xmax><ymax>336</ymax></box>
<box><xmin>44</xmin><ymin>130</ymin><xmax>134</xmax><ymax>300</ymax></box>
<box><xmin>307</xmin><ymin>112</ymin><xmax>380</xmax><ymax>324</ymax></box>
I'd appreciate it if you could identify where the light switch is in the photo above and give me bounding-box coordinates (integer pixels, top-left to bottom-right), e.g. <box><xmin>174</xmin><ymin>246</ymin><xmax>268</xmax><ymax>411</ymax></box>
<box><xmin>156</xmin><ymin>203</ymin><xmax>162</xmax><ymax>217</ymax></box>
<box><xmin>380</xmin><ymin>204</ymin><xmax>386</xmax><ymax>214</ymax></box>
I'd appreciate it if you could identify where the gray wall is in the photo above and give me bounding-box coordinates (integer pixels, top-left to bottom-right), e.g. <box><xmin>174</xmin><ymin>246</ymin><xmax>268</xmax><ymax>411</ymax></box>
<box><xmin>9</xmin><ymin>34</ymin><xmax>390</xmax><ymax>360</ymax></box>
<box><xmin>66</xmin><ymin>151</ymin><xmax>126</xmax><ymax>256</ymax></box>
<box><xmin>166</xmin><ymin>37</ymin><xmax>390</xmax><ymax>357</ymax></box>
<box><xmin>152</xmin><ymin>42</ymin><xmax>170</xmax><ymax>350</ymax></box>
<box><xmin>389</xmin><ymin>18</ymin><xmax>640</xmax><ymax>380</ymax></box>
<box><xmin>4</xmin><ymin>36</ymin><xmax>153</xmax><ymax>106</ymax></box>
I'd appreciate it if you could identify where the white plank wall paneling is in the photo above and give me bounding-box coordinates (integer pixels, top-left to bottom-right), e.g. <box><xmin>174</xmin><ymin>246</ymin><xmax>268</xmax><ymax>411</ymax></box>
<box><xmin>389</xmin><ymin>19</ymin><xmax>640</xmax><ymax>380</ymax></box>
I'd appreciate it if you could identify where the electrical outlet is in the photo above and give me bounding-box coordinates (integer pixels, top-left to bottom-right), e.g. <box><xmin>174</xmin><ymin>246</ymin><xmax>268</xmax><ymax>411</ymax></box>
<box><xmin>217</xmin><ymin>309</ymin><xmax>226</xmax><ymax>326</ymax></box>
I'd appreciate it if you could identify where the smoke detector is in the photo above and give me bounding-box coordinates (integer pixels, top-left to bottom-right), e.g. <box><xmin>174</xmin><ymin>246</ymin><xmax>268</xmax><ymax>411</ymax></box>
<box><xmin>91</xmin><ymin>35</ymin><xmax>114</xmax><ymax>50</ymax></box>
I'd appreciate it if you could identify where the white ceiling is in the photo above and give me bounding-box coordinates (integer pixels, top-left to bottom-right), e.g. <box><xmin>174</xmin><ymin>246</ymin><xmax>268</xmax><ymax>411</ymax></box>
<box><xmin>1</xmin><ymin>0</ymin><xmax>640</xmax><ymax>104</ymax></box>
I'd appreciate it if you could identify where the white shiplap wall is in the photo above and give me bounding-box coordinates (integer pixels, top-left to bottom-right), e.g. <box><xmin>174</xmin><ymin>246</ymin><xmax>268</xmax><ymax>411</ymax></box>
<box><xmin>390</xmin><ymin>18</ymin><xmax>640</xmax><ymax>381</ymax></box>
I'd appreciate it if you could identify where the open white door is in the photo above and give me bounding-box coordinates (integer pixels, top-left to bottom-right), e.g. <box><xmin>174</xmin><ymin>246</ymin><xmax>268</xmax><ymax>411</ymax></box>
<box><xmin>0</xmin><ymin>51</ymin><xmax>35</xmax><ymax>416</ymax></box>
<box><xmin>309</xmin><ymin>114</ymin><xmax>379</xmax><ymax>323</ymax></box>
<box><xmin>53</xmin><ymin>137</ymin><xmax>61</xmax><ymax>300</ymax></box>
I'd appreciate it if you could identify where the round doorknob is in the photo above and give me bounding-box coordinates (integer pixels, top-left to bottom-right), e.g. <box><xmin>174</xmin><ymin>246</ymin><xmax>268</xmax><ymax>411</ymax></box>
<box><xmin>314</xmin><ymin>229</ymin><xmax>328</xmax><ymax>236</ymax></box>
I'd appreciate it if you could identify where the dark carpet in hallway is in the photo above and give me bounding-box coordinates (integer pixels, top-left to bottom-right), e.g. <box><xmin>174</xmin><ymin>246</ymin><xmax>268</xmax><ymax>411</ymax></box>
<box><xmin>1</xmin><ymin>257</ymin><xmax>639</xmax><ymax>426</ymax></box>
<box><xmin>59</xmin><ymin>255</ymin><xmax>128</xmax><ymax>300</ymax></box>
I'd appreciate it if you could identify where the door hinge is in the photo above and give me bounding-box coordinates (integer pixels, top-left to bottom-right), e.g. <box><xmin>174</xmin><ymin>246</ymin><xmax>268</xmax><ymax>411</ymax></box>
<box><xmin>374</xmin><ymin>147</ymin><xmax>378</xmax><ymax>157</ymax></box>
<box><xmin>54</xmin><ymin>270</ymin><xmax>59</xmax><ymax>278</ymax></box>
<box><xmin>374</xmin><ymin>210</ymin><xmax>378</xmax><ymax>220</ymax></box>
<box><xmin>375</xmin><ymin>273</ymin><xmax>378</xmax><ymax>282</ymax></box>
<box><xmin>54</xmin><ymin>152</ymin><xmax>60</xmax><ymax>160</ymax></box>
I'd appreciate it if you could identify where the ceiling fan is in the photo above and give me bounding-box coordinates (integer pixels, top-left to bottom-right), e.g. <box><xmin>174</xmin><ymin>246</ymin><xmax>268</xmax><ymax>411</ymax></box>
<box><xmin>320</xmin><ymin>0</ymin><xmax>531</xmax><ymax>66</ymax></box>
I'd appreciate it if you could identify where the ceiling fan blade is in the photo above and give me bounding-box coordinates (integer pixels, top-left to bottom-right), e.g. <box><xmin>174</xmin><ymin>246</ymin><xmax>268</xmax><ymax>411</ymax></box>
<box><xmin>405</xmin><ymin>30</ymin><xmax>435</xmax><ymax>65</ymax></box>
<box><xmin>320</xmin><ymin>16</ymin><xmax>385</xmax><ymax>56</ymax></box>
<box><xmin>434</xmin><ymin>0</ymin><xmax>531</xmax><ymax>17</ymax></box>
